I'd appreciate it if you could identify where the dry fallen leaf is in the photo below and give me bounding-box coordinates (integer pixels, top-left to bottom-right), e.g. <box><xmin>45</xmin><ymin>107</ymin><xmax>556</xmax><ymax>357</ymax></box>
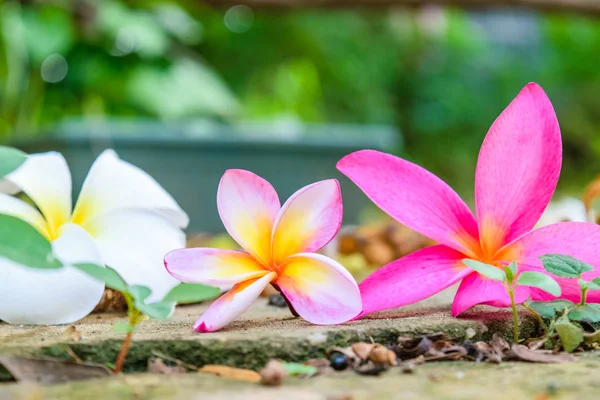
<box><xmin>92</xmin><ymin>289</ymin><xmax>127</xmax><ymax>313</ymax></box>
<box><xmin>200</xmin><ymin>365</ymin><xmax>261</xmax><ymax>383</ymax></box>
<box><xmin>147</xmin><ymin>359</ymin><xmax>187</xmax><ymax>375</ymax></box>
<box><xmin>62</xmin><ymin>325</ymin><xmax>82</xmax><ymax>342</ymax></box>
<box><xmin>510</xmin><ymin>344</ymin><xmax>575</xmax><ymax>364</ymax></box>
<box><xmin>351</xmin><ymin>343</ymin><xmax>375</xmax><ymax>361</ymax></box>
<box><xmin>0</xmin><ymin>356</ymin><xmax>111</xmax><ymax>384</ymax></box>
<box><xmin>260</xmin><ymin>360</ymin><xmax>287</xmax><ymax>386</ymax></box>
<box><xmin>368</xmin><ymin>345</ymin><xmax>397</xmax><ymax>366</ymax></box>
<box><xmin>583</xmin><ymin>175</ymin><xmax>600</xmax><ymax>222</ymax></box>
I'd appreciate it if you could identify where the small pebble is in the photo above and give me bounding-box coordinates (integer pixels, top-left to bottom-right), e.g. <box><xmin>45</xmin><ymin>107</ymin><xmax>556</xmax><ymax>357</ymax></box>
<box><xmin>268</xmin><ymin>293</ymin><xmax>288</xmax><ymax>308</ymax></box>
<box><xmin>329</xmin><ymin>353</ymin><xmax>349</xmax><ymax>371</ymax></box>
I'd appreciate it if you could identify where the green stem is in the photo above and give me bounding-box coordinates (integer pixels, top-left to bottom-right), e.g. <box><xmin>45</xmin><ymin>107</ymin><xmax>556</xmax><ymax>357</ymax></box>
<box><xmin>521</xmin><ymin>302</ymin><xmax>547</xmax><ymax>333</ymax></box>
<box><xmin>508</xmin><ymin>288</ymin><xmax>520</xmax><ymax>343</ymax></box>
<box><xmin>580</xmin><ymin>286</ymin><xmax>588</xmax><ymax>306</ymax></box>
<box><xmin>114</xmin><ymin>293</ymin><xmax>142</xmax><ymax>374</ymax></box>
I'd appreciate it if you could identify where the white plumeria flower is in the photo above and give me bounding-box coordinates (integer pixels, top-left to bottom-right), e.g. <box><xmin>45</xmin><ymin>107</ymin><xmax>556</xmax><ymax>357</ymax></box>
<box><xmin>0</xmin><ymin>150</ymin><xmax>188</xmax><ymax>325</ymax></box>
<box><xmin>536</xmin><ymin>197</ymin><xmax>588</xmax><ymax>227</ymax></box>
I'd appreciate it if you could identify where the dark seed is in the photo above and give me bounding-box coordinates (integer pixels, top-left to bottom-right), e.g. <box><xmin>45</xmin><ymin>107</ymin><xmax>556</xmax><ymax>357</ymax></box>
<box><xmin>329</xmin><ymin>353</ymin><xmax>349</xmax><ymax>371</ymax></box>
<box><xmin>268</xmin><ymin>293</ymin><xmax>288</xmax><ymax>308</ymax></box>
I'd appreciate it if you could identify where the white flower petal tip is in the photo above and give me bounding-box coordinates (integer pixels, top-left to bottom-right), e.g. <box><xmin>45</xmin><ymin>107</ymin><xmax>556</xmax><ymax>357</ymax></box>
<box><xmin>0</xmin><ymin>224</ymin><xmax>105</xmax><ymax>325</ymax></box>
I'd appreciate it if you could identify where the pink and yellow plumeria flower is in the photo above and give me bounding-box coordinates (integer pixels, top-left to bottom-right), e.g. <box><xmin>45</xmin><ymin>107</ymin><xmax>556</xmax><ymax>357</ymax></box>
<box><xmin>0</xmin><ymin>150</ymin><xmax>187</xmax><ymax>325</ymax></box>
<box><xmin>338</xmin><ymin>82</ymin><xmax>600</xmax><ymax>317</ymax></box>
<box><xmin>164</xmin><ymin>169</ymin><xmax>362</xmax><ymax>332</ymax></box>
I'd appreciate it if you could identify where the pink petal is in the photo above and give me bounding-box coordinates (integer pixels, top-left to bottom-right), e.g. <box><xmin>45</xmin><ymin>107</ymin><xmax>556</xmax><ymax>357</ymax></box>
<box><xmin>452</xmin><ymin>272</ymin><xmax>530</xmax><ymax>316</ymax></box>
<box><xmin>275</xmin><ymin>253</ymin><xmax>361</xmax><ymax>325</ymax></box>
<box><xmin>271</xmin><ymin>180</ymin><xmax>342</xmax><ymax>263</ymax></box>
<box><xmin>475</xmin><ymin>83</ymin><xmax>561</xmax><ymax>253</ymax></box>
<box><xmin>164</xmin><ymin>248</ymin><xmax>268</xmax><ymax>289</ymax></box>
<box><xmin>217</xmin><ymin>170</ymin><xmax>281</xmax><ymax>266</ymax></box>
<box><xmin>358</xmin><ymin>245</ymin><xmax>472</xmax><ymax>316</ymax></box>
<box><xmin>337</xmin><ymin>150</ymin><xmax>479</xmax><ymax>256</ymax></box>
<box><xmin>194</xmin><ymin>272</ymin><xmax>276</xmax><ymax>332</ymax></box>
<box><xmin>505</xmin><ymin>222</ymin><xmax>600</xmax><ymax>304</ymax></box>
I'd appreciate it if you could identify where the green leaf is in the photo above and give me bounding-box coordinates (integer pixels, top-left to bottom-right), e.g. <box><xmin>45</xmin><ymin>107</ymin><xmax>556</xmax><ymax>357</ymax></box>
<box><xmin>113</xmin><ymin>321</ymin><xmax>136</xmax><ymax>334</ymax></box>
<box><xmin>162</xmin><ymin>283</ymin><xmax>220</xmax><ymax>304</ymax></box>
<box><xmin>528</xmin><ymin>300</ymin><xmax>574</xmax><ymax>318</ymax></box>
<box><xmin>540</xmin><ymin>254</ymin><xmax>593</xmax><ymax>278</ymax></box>
<box><xmin>581</xmin><ymin>278</ymin><xmax>600</xmax><ymax>291</ymax></box>
<box><xmin>136</xmin><ymin>301</ymin><xmax>174</xmax><ymax>320</ymax></box>
<box><xmin>504</xmin><ymin>262</ymin><xmax>517</xmax><ymax>283</ymax></box>
<box><xmin>128</xmin><ymin>285</ymin><xmax>152</xmax><ymax>302</ymax></box>
<box><xmin>0</xmin><ymin>214</ymin><xmax>62</xmax><ymax>269</ymax></box>
<box><xmin>0</xmin><ymin>146</ymin><xmax>26</xmax><ymax>178</ymax></box>
<box><xmin>568</xmin><ymin>304</ymin><xmax>600</xmax><ymax>323</ymax></box>
<box><xmin>516</xmin><ymin>272</ymin><xmax>562</xmax><ymax>296</ymax></box>
<box><xmin>281</xmin><ymin>362</ymin><xmax>318</xmax><ymax>377</ymax></box>
<box><xmin>555</xmin><ymin>313</ymin><xmax>584</xmax><ymax>353</ymax></box>
<box><xmin>462</xmin><ymin>259</ymin><xmax>506</xmax><ymax>281</ymax></box>
<box><xmin>72</xmin><ymin>264</ymin><xmax>127</xmax><ymax>292</ymax></box>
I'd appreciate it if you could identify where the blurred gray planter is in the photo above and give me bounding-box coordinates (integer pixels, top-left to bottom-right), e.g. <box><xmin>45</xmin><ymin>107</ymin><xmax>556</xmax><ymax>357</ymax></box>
<box><xmin>14</xmin><ymin>120</ymin><xmax>401</xmax><ymax>233</ymax></box>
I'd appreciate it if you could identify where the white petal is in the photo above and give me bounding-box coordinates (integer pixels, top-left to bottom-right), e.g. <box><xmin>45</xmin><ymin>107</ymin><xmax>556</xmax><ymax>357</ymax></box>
<box><xmin>72</xmin><ymin>150</ymin><xmax>188</xmax><ymax>229</ymax></box>
<box><xmin>5</xmin><ymin>152</ymin><xmax>72</xmax><ymax>237</ymax></box>
<box><xmin>0</xmin><ymin>193</ymin><xmax>48</xmax><ymax>235</ymax></box>
<box><xmin>86</xmin><ymin>210</ymin><xmax>185</xmax><ymax>301</ymax></box>
<box><xmin>0</xmin><ymin>224</ymin><xmax>105</xmax><ymax>325</ymax></box>
<box><xmin>0</xmin><ymin>180</ymin><xmax>20</xmax><ymax>195</ymax></box>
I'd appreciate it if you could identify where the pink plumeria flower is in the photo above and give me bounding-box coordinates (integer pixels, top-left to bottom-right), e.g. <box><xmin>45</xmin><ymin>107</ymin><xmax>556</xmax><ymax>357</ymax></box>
<box><xmin>164</xmin><ymin>170</ymin><xmax>362</xmax><ymax>332</ymax></box>
<box><xmin>337</xmin><ymin>83</ymin><xmax>600</xmax><ymax>317</ymax></box>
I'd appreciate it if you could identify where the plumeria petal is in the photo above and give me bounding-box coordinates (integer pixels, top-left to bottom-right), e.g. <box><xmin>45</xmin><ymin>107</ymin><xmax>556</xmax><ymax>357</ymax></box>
<box><xmin>0</xmin><ymin>193</ymin><xmax>48</xmax><ymax>236</ymax></box>
<box><xmin>5</xmin><ymin>152</ymin><xmax>72</xmax><ymax>239</ymax></box>
<box><xmin>84</xmin><ymin>210</ymin><xmax>184</xmax><ymax>301</ymax></box>
<box><xmin>271</xmin><ymin>180</ymin><xmax>342</xmax><ymax>263</ymax></box>
<box><xmin>194</xmin><ymin>272</ymin><xmax>276</xmax><ymax>332</ymax></box>
<box><xmin>0</xmin><ymin>224</ymin><xmax>105</xmax><ymax>325</ymax></box>
<box><xmin>337</xmin><ymin>150</ymin><xmax>480</xmax><ymax>256</ymax></box>
<box><xmin>164</xmin><ymin>248</ymin><xmax>268</xmax><ymax>289</ymax></box>
<box><xmin>359</xmin><ymin>245</ymin><xmax>472</xmax><ymax>316</ymax></box>
<box><xmin>72</xmin><ymin>150</ymin><xmax>188</xmax><ymax>228</ymax></box>
<box><xmin>504</xmin><ymin>222</ymin><xmax>600</xmax><ymax>303</ymax></box>
<box><xmin>0</xmin><ymin>180</ymin><xmax>20</xmax><ymax>195</ymax></box>
<box><xmin>217</xmin><ymin>169</ymin><xmax>280</xmax><ymax>266</ymax></box>
<box><xmin>475</xmin><ymin>83</ymin><xmax>561</xmax><ymax>253</ymax></box>
<box><xmin>275</xmin><ymin>253</ymin><xmax>361</xmax><ymax>324</ymax></box>
<box><xmin>452</xmin><ymin>272</ymin><xmax>530</xmax><ymax>316</ymax></box>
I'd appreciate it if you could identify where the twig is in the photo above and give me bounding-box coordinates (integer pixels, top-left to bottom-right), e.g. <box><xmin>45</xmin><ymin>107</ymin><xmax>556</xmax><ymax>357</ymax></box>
<box><xmin>61</xmin><ymin>345</ymin><xmax>83</xmax><ymax>364</ymax></box>
<box><xmin>151</xmin><ymin>351</ymin><xmax>199</xmax><ymax>371</ymax></box>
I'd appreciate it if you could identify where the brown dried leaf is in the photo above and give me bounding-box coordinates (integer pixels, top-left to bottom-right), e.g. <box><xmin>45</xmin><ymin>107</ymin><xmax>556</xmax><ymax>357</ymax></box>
<box><xmin>148</xmin><ymin>359</ymin><xmax>186</xmax><ymax>375</ymax></box>
<box><xmin>510</xmin><ymin>344</ymin><xmax>575</xmax><ymax>364</ymax></box>
<box><xmin>351</xmin><ymin>343</ymin><xmax>375</xmax><ymax>361</ymax></box>
<box><xmin>368</xmin><ymin>345</ymin><xmax>397</xmax><ymax>366</ymax></box>
<box><xmin>92</xmin><ymin>288</ymin><xmax>127</xmax><ymax>313</ymax></box>
<box><xmin>303</xmin><ymin>358</ymin><xmax>333</xmax><ymax>376</ymax></box>
<box><xmin>200</xmin><ymin>364</ymin><xmax>261</xmax><ymax>383</ymax></box>
<box><xmin>62</xmin><ymin>325</ymin><xmax>82</xmax><ymax>342</ymax></box>
<box><xmin>583</xmin><ymin>175</ymin><xmax>600</xmax><ymax>217</ymax></box>
<box><xmin>0</xmin><ymin>356</ymin><xmax>111</xmax><ymax>384</ymax></box>
<box><xmin>490</xmin><ymin>334</ymin><xmax>510</xmax><ymax>356</ymax></box>
<box><xmin>396</xmin><ymin>337</ymin><xmax>432</xmax><ymax>359</ymax></box>
<box><xmin>259</xmin><ymin>360</ymin><xmax>287</xmax><ymax>386</ymax></box>
<box><xmin>354</xmin><ymin>362</ymin><xmax>387</xmax><ymax>376</ymax></box>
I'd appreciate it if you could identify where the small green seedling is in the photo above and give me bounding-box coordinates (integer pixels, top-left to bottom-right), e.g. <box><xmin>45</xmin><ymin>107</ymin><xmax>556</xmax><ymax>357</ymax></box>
<box><xmin>525</xmin><ymin>254</ymin><xmax>600</xmax><ymax>352</ymax></box>
<box><xmin>72</xmin><ymin>263</ymin><xmax>219</xmax><ymax>373</ymax></box>
<box><xmin>462</xmin><ymin>259</ymin><xmax>561</xmax><ymax>343</ymax></box>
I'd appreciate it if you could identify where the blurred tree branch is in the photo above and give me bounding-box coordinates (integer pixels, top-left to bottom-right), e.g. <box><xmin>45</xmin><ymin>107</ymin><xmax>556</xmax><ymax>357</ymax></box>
<box><xmin>204</xmin><ymin>0</ymin><xmax>600</xmax><ymax>16</ymax></box>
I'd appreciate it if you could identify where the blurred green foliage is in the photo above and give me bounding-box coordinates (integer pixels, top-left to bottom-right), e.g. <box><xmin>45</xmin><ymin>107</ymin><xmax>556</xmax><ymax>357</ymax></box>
<box><xmin>0</xmin><ymin>1</ymin><xmax>599</xmax><ymax>196</ymax></box>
